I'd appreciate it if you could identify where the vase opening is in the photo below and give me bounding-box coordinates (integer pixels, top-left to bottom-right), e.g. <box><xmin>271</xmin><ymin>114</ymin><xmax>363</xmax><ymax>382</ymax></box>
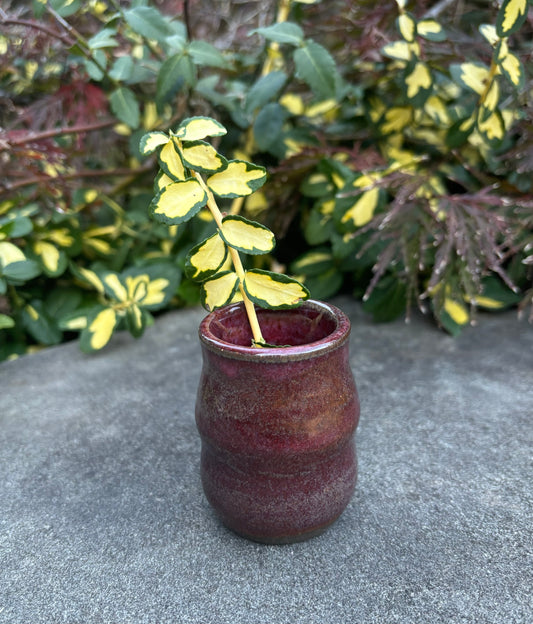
<box><xmin>207</xmin><ymin>302</ymin><xmax>338</xmax><ymax>348</ymax></box>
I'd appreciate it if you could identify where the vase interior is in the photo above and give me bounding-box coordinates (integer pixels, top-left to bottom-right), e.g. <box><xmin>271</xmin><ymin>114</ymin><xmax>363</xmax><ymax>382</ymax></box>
<box><xmin>208</xmin><ymin>304</ymin><xmax>337</xmax><ymax>347</ymax></box>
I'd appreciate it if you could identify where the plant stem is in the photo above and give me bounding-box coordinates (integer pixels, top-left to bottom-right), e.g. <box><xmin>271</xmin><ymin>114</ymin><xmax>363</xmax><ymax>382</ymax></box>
<box><xmin>192</xmin><ymin>172</ymin><xmax>265</xmax><ymax>346</ymax></box>
<box><xmin>3</xmin><ymin>120</ymin><xmax>117</xmax><ymax>149</ymax></box>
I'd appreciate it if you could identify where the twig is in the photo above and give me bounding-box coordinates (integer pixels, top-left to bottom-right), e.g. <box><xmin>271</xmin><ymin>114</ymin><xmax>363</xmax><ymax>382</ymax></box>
<box><xmin>3</xmin><ymin>120</ymin><xmax>117</xmax><ymax>149</ymax></box>
<box><xmin>2</xmin><ymin>165</ymin><xmax>154</xmax><ymax>193</ymax></box>
<box><xmin>423</xmin><ymin>0</ymin><xmax>456</xmax><ymax>20</ymax></box>
<box><xmin>0</xmin><ymin>10</ymin><xmax>73</xmax><ymax>46</ymax></box>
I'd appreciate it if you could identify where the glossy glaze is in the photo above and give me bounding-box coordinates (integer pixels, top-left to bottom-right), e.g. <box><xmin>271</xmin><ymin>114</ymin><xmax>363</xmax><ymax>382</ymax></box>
<box><xmin>195</xmin><ymin>300</ymin><xmax>360</xmax><ymax>543</ymax></box>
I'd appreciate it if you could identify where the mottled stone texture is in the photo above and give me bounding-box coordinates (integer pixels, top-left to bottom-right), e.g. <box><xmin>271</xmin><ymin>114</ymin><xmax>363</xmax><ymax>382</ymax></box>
<box><xmin>0</xmin><ymin>299</ymin><xmax>532</xmax><ymax>623</ymax></box>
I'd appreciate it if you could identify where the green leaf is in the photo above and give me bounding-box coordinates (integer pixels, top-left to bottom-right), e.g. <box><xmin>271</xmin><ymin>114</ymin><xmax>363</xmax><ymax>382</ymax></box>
<box><xmin>251</xmin><ymin>22</ymin><xmax>304</xmax><ymax>46</ymax></box>
<box><xmin>301</xmin><ymin>268</ymin><xmax>343</xmax><ymax>300</ymax></box>
<box><xmin>467</xmin><ymin>276</ymin><xmax>521</xmax><ymax>310</ymax></box>
<box><xmin>201</xmin><ymin>271</ymin><xmax>240</xmax><ymax>311</ymax></box>
<box><xmin>49</xmin><ymin>0</ymin><xmax>81</xmax><ymax>17</ymax></box>
<box><xmin>83</xmin><ymin>50</ymin><xmax>107</xmax><ymax>81</ymax></box>
<box><xmin>243</xmin><ymin>269</ymin><xmax>309</xmax><ymax>309</ymax></box>
<box><xmin>80</xmin><ymin>306</ymin><xmax>119</xmax><ymax>352</ymax></box>
<box><xmin>291</xmin><ymin>249</ymin><xmax>335</xmax><ymax>277</ymax></box>
<box><xmin>220</xmin><ymin>215</ymin><xmax>275</xmax><ymax>255</ymax></box>
<box><xmin>124</xmin><ymin>6</ymin><xmax>175</xmax><ymax>42</ymax></box>
<box><xmin>109</xmin><ymin>87</ymin><xmax>140</xmax><ymax>129</ymax></box>
<box><xmin>180</xmin><ymin>140</ymin><xmax>227</xmax><ymax>173</ymax></box>
<box><xmin>0</xmin><ymin>313</ymin><xmax>14</xmax><ymax>329</ymax></box>
<box><xmin>139</xmin><ymin>131</ymin><xmax>169</xmax><ymax>156</ymax></box>
<box><xmin>185</xmin><ymin>233</ymin><xmax>228</xmax><ymax>281</ymax></box>
<box><xmin>150</xmin><ymin>179</ymin><xmax>208</xmax><ymax>224</ymax></box>
<box><xmin>188</xmin><ymin>40</ymin><xmax>228</xmax><ymax>68</ymax></box>
<box><xmin>207</xmin><ymin>161</ymin><xmax>266</xmax><ymax>198</ymax></box>
<box><xmin>109</xmin><ymin>56</ymin><xmax>134</xmax><ymax>82</ymax></box>
<box><xmin>496</xmin><ymin>0</ymin><xmax>528</xmax><ymax>37</ymax></box>
<box><xmin>362</xmin><ymin>275</ymin><xmax>407</xmax><ymax>322</ymax></box>
<box><xmin>22</xmin><ymin>301</ymin><xmax>62</xmax><ymax>345</ymax></box>
<box><xmin>1</xmin><ymin>259</ymin><xmax>41</xmax><ymax>281</ymax></box>
<box><xmin>87</xmin><ymin>28</ymin><xmax>118</xmax><ymax>50</ymax></box>
<box><xmin>294</xmin><ymin>40</ymin><xmax>337</xmax><ymax>99</ymax></box>
<box><xmin>158</xmin><ymin>138</ymin><xmax>187</xmax><ymax>181</ymax></box>
<box><xmin>156</xmin><ymin>53</ymin><xmax>195</xmax><ymax>107</ymax></box>
<box><xmin>245</xmin><ymin>71</ymin><xmax>287</xmax><ymax>114</ymax></box>
<box><xmin>253</xmin><ymin>103</ymin><xmax>286</xmax><ymax>151</ymax></box>
<box><xmin>174</xmin><ymin>116</ymin><xmax>227</xmax><ymax>141</ymax></box>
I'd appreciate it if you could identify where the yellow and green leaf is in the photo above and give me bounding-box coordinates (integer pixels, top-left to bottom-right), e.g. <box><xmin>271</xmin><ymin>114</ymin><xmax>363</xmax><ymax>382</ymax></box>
<box><xmin>450</xmin><ymin>62</ymin><xmax>490</xmax><ymax>95</ymax></box>
<box><xmin>139</xmin><ymin>131</ymin><xmax>169</xmax><ymax>156</ymax></box>
<box><xmin>80</xmin><ymin>306</ymin><xmax>118</xmax><ymax>352</ymax></box>
<box><xmin>158</xmin><ymin>139</ymin><xmax>187</xmax><ymax>181</ymax></box>
<box><xmin>219</xmin><ymin>215</ymin><xmax>275</xmax><ymax>255</ymax></box>
<box><xmin>479</xmin><ymin>24</ymin><xmax>499</xmax><ymax>46</ymax></box>
<box><xmin>185</xmin><ymin>233</ymin><xmax>227</xmax><ymax>281</ymax></box>
<box><xmin>340</xmin><ymin>188</ymin><xmax>381</xmax><ymax>228</ymax></box>
<box><xmin>476</xmin><ymin>108</ymin><xmax>505</xmax><ymax>146</ymax></box>
<box><xmin>397</xmin><ymin>12</ymin><xmax>417</xmax><ymax>43</ymax></box>
<box><xmin>103</xmin><ymin>272</ymin><xmax>128</xmax><ymax>302</ymax></box>
<box><xmin>404</xmin><ymin>61</ymin><xmax>432</xmax><ymax>105</ymax></box>
<box><xmin>201</xmin><ymin>270</ymin><xmax>240</xmax><ymax>311</ymax></box>
<box><xmin>206</xmin><ymin>160</ymin><xmax>266</xmax><ymax>198</ymax></box>
<box><xmin>180</xmin><ymin>140</ymin><xmax>226</xmax><ymax>174</ymax></box>
<box><xmin>76</xmin><ymin>266</ymin><xmax>105</xmax><ymax>294</ymax></box>
<box><xmin>498</xmin><ymin>51</ymin><xmax>525</xmax><ymax>89</ymax></box>
<box><xmin>174</xmin><ymin>116</ymin><xmax>227</xmax><ymax>142</ymax></box>
<box><xmin>381</xmin><ymin>40</ymin><xmax>419</xmax><ymax>62</ymax></box>
<box><xmin>150</xmin><ymin>179</ymin><xmax>207</xmax><ymax>224</ymax></box>
<box><xmin>417</xmin><ymin>19</ymin><xmax>446</xmax><ymax>41</ymax></box>
<box><xmin>0</xmin><ymin>241</ymin><xmax>26</xmax><ymax>267</ymax></box>
<box><xmin>125</xmin><ymin>303</ymin><xmax>148</xmax><ymax>338</ymax></box>
<box><xmin>243</xmin><ymin>269</ymin><xmax>309</xmax><ymax>309</ymax></box>
<box><xmin>32</xmin><ymin>241</ymin><xmax>66</xmax><ymax>277</ymax></box>
<box><xmin>496</xmin><ymin>0</ymin><xmax>528</xmax><ymax>37</ymax></box>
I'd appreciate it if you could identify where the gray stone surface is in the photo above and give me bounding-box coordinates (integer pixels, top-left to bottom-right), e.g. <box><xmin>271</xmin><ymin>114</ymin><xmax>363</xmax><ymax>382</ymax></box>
<box><xmin>0</xmin><ymin>298</ymin><xmax>532</xmax><ymax>624</ymax></box>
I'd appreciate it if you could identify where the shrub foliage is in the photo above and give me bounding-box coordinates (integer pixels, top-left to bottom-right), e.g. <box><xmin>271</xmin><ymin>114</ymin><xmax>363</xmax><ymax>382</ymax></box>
<box><xmin>0</xmin><ymin>0</ymin><xmax>532</xmax><ymax>358</ymax></box>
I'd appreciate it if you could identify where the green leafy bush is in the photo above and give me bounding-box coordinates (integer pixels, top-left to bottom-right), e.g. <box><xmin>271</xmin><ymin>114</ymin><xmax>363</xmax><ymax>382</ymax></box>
<box><xmin>0</xmin><ymin>0</ymin><xmax>531</xmax><ymax>359</ymax></box>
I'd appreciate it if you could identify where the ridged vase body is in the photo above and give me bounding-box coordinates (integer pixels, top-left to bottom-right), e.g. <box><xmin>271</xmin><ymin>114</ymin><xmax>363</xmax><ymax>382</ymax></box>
<box><xmin>195</xmin><ymin>300</ymin><xmax>360</xmax><ymax>543</ymax></box>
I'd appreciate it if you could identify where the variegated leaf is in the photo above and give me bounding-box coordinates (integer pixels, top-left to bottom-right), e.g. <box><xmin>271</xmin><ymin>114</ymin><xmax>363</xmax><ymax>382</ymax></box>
<box><xmin>207</xmin><ymin>160</ymin><xmax>266</xmax><ymax>198</ymax></box>
<box><xmin>404</xmin><ymin>61</ymin><xmax>432</xmax><ymax>105</ymax></box>
<box><xmin>397</xmin><ymin>12</ymin><xmax>417</xmax><ymax>42</ymax></box>
<box><xmin>159</xmin><ymin>139</ymin><xmax>187</xmax><ymax>181</ymax></box>
<box><xmin>219</xmin><ymin>215</ymin><xmax>275</xmax><ymax>255</ymax></box>
<box><xmin>201</xmin><ymin>271</ymin><xmax>240</xmax><ymax>311</ymax></box>
<box><xmin>180</xmin><ymin>140</ymin><xmax>226</xmax><ymax>173</ymax></box>
<box><xmin>139</xmin><ymin>131</ymin><xmax>169</xmax><ymax>156</ymax></box>
<box><xmin>417</xmin><ymin>19</ymin><xmax>446</xmax><ymax>41</ymax></box>
<box><xmin>450</xmin><ymin>62</ymin><xmax>490</xmax><ymax>95</ymax></box>
<box><xmin>174</xmin><ymin>116</ymin><xmax>227</xmax><ymax>141</ymax></box>
<box><xmin>340</xmin><ymin>188</ymin><xmax>381</xmax><ymax>228</ymax></box>
<box><xmin>243</xmin><ymin>269</ymin><xmax>309</xmax><ymax>309</ymax></box>
<box><xmin>80</xmin><ymin>306</ymin><xmax>119</xmax><ymax>352</ymax></box>
<box><xmin>150</xmin><ymin>179</ymin><xmax>207</xmax><ymax>224</ymax></box>
<box><xmin>185</xmin><ymin>233</ymin><xmax>227</xmax><ymax>281</ymax></box>
<box><xmin>496</xmin><ymin>0</ymin><xmax>528</xmax><ymax>37</ymax></box>
<box><xmin>498</xmin><ymin>51</ymin><xmax>525</xmax><ymax>89</ymax></box>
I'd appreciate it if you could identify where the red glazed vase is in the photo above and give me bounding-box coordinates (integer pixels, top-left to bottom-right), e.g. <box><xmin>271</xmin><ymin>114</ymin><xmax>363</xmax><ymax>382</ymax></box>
<box><xmin>195</xmin><ymin>300</ymin><xmax>360</xmax><ymax>544</ymax></box>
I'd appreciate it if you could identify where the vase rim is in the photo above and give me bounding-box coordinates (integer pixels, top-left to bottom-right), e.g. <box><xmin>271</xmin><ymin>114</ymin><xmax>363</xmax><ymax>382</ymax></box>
<box><xmin>198</xmin><ymin>299</ymin><xmax>351</xmax><ymax>362</ymax></box>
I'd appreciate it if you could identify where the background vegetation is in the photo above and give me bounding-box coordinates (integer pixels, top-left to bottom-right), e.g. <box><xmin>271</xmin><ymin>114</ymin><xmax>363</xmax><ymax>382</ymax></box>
<box><xmin>1</xmin><ymin>0</ymin><xmax>532</xmax><ymax>359</ymax></box>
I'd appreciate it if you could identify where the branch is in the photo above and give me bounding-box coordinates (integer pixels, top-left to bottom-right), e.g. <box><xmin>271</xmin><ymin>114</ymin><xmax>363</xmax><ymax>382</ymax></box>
<box><xmin>2</xmin><ymin>164</ymin><xmax>154</xmax><ymax>193</ymax></box>
<box><xmin>3</xmin><ymin>120</ymin><xmax>117</xmax><ymax>149</ymax></box>
<box><xmin>0</xmin><ymin>10</ymin><xmax>73</xmax><ymax>46</ymax></box>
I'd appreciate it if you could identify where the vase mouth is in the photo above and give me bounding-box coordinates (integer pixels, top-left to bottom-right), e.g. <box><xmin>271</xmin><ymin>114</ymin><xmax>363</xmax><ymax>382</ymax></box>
<box><xmin>198</xmin><ymin>299</ymin><xmax>351</xmax><ymax>361</ymax></box>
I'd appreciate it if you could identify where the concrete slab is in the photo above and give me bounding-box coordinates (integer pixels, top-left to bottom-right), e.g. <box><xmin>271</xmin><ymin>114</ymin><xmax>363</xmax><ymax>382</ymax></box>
<box><xmin>0</xmin><ymin>299</ymin><xmax>532</xmax><ymax>623</ymax></box>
